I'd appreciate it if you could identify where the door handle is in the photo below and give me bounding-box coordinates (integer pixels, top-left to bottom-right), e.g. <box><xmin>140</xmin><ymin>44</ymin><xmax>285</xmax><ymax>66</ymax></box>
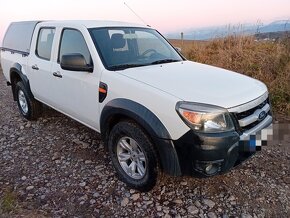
<box><xmin>53</xmin><ymin>71</ymin><xmax>62</xmax><ymax>78</ymax></box>
<box><xmin>32</xmin><ymin>65</ymin><xmax>39</xmax><ymax>70</ymax></box>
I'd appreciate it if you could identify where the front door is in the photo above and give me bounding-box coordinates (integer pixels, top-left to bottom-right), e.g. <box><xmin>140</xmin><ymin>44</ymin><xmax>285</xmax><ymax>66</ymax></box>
<box><xmin>50</xmin><ymin>28</ymin><xmax>100</xmax><ymax>129</ymax></box>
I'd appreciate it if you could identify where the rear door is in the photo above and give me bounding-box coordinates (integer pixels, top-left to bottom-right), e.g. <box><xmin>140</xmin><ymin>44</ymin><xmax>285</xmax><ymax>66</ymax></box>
<box><xmin>50</xmin><ymin>28</ymin><xmax>100</xmax><ymax>129</ymax></box>
<box><xmin>28</xmin><ymin>27</ymin><xmax>56</xmax><ymax>105</ymax></box>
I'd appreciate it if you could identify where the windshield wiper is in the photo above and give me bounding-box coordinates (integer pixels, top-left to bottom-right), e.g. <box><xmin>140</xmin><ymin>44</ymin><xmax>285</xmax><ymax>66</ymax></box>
<box><xmin>150</xmin><ymin>59</ymin><xmax>180</xmax><ymax>65</ymax></box>
<box><xmin>109</xmin><ymin>59</ymin><xmax>180</xmax><ymax>70</ymax></box>
<box><xmin>109</xmin><ymin>64</ymin><xmax>147</xmax><ymax>71</ymax></box>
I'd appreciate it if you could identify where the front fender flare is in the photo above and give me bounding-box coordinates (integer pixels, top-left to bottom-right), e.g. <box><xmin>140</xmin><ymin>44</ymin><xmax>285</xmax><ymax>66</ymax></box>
<box><xmin>100</xmin><ymin>98</ymin><xmax>181</xmax><ymax>176</ymax></box>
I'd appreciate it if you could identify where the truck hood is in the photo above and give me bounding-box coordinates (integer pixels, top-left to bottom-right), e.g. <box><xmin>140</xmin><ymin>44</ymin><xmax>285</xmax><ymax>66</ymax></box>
<box><xmin>119</xmin><ymin>61</ymin><xmax>267</xmax><ymax>109</ymax></box>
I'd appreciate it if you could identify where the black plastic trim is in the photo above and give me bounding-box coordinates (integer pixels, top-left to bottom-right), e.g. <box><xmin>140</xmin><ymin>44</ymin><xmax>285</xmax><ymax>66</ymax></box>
<box><xmin>10</xmin><ymin>63</ymin><xmax>34</xmax><ymax>100</ymax></box>
<box><xmin>154</xmin><ymin>138</ymin><xmax>182</xmax><ymax>176</ymax></box>
<box><xmin>99</xmin><ymin>82</ymin><xmax>108</xmax><ymax>103</ymax></box>
<box><xmin>60</xmin><ymin>53</ymin><xmax>93</xmax><ymax>72</ymax></box>
<box><xmin>100</xmin><ymin>98</ymin><xmax>181</xmax><ymax>176</ymax></box>
<box><xmin>101</xmin><ymin>98</ymin><xmax>171</xmax><ymax>139</ymax></box>
<box><xmin>0</xmin><ymin>47</ymin><xmax>29</xmax><ymax>56</ymax></box>
<box><xmin>173</xmin><ymin>130</ymin><xmax>241</xmax><ymax>176</ymax></box>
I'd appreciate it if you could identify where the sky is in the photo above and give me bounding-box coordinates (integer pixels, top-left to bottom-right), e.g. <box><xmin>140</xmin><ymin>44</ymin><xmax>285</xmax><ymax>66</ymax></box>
<box><xmin>0</xmin><ymin>0</ymin><xmax>290</xmax><ymax>44</ymax></box>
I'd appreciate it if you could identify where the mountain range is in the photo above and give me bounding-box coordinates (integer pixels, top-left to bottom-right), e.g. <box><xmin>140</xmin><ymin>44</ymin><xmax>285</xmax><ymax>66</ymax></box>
<box><xmin>166</xmin><ymin>20</ymin><xmax>290</xmax><ymax>40</ymax></box>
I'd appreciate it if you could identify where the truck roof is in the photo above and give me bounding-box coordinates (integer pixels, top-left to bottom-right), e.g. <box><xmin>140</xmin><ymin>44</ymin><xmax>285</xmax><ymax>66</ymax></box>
<box><xmin>40</xmin><ymin>20</ymin><xmax>147</xmax><ymax>28</ymax></box>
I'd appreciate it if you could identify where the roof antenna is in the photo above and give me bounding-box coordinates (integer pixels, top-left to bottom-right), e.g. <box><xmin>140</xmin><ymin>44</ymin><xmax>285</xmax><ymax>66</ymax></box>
<box><xmin>124</xmin><ymin>2</ymin><xmax>151</xmax><ymax>27</ymax></box>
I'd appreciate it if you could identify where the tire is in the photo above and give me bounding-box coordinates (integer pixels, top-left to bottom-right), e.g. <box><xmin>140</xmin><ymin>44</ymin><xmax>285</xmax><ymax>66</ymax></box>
<box><xmin>15</xmin><ymin>81</ymin><xmax>41</xmax><ymax>120</ymax></box>
<box><xmin>108</xmin><ymin>120</ymin><xmax>158</xmax><ymax>192</ymax></box>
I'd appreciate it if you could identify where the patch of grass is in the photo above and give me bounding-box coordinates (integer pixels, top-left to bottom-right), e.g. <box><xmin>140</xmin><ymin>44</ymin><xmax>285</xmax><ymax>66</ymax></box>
<box><xmin>0</xmin><ymin>189</ymin><xmax>17</xmax><ymax>214</ymax></box>
<box><xmin>170</xmin><ymin>36</ymin><xmax>290</xmax><ymax>117</ymax></box>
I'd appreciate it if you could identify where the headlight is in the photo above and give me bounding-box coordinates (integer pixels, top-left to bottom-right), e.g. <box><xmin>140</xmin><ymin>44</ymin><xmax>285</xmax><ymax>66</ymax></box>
<box><xmin>176</xmin><ymin>102</ymin><xmax>235</xmax><ymax>133</ymax></box>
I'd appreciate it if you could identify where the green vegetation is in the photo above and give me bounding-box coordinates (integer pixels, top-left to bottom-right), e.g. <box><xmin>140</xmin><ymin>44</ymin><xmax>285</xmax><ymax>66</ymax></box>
<box><xmin>0</xmin><ymin>189</ymin><xmax>17</xmax><ymax>214</ymax></box>
<box><xmin>171</xmin><ymin>36</ymin><xmax>290</xmax><ymax>117</ymax></box>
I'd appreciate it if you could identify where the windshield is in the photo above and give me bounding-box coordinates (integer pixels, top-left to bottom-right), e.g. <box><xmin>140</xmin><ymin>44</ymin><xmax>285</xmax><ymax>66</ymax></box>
<box><xmin>89</xmin><ymin>27</ymin><xmax>183</xmax><ymax>70</ymax></box>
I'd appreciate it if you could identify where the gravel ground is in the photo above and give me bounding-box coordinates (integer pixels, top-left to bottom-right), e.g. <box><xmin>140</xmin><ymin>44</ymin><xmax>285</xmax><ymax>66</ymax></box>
<box><xmin>0</xmin><ymin>69</ymin><xmax>289</xmax><ymax>218</ymax></box>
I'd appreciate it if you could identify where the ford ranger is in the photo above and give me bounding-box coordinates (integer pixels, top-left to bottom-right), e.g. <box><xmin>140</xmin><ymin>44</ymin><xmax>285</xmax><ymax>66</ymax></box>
<box><xmin>0</xmin><ymin>21</ymin><xmax>272</xmax><ymax>191</ymax></box>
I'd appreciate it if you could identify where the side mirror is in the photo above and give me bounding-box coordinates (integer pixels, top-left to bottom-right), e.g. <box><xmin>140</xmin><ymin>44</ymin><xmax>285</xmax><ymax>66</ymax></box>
<box><xmin>61</xmin><ymin>53</ymin><xmax>93</xmax><ymax>72</ymax></box>
<box><xmin>175</xmin><ymin>47</ymin><xmax>182</xmax><ymax>53</ymax></box>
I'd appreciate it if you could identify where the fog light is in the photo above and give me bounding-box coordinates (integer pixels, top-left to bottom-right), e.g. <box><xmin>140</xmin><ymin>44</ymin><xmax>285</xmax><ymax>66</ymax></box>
<box><xmin>205</xmin><ymin>164</ymin><xmax>218</xmax><ymax>175</ymax></box>
<box><xmin>195</xmin><ymin>160</ymin><xmax>223</xmax><ymax>176</ymax></box>
<box><xmin>205</xmin><ymin>164</ymin><xmax>213</xmax><ymax>172</ymax></box>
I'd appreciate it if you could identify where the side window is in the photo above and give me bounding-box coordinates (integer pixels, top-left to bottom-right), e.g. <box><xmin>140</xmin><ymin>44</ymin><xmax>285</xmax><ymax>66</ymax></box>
<box><xmin>59</xmin><ymin>29</ymin><xmax>91</xmax><ymax>65</ymax></box>
<box><xmin>36</xmin><ymin>28</ymin><xmax>55</xmax><ymax>60</ymax></box>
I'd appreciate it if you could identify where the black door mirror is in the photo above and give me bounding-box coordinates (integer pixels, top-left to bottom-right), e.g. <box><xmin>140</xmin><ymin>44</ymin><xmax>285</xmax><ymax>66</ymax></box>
<box><xmin>175</xmin><ymin>47</ymin><xmax>182</xmax><ymax>53</ymax></box>
<box><xmin>60</xmin><ymin>53</ymin><xmax>93</xmax><ymax>72</ymax></box>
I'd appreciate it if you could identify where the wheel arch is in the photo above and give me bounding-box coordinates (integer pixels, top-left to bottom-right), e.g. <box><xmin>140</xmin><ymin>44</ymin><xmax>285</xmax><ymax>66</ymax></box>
<box><xmin>100</xmin><ymin>98</ymin><xmax>182</xmax><ymax>176</ymax></box>
<box><xmin>10</xmin><ymin>63</ymin><xmax>34</xmax><ymax>101</ymax></box>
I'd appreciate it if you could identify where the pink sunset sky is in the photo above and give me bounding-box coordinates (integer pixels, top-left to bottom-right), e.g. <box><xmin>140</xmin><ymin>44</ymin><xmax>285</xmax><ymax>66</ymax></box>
<box><xmin>0</xmin><ymin>0</ymin><xmax>290</xmax><ymax>44</ymax></box>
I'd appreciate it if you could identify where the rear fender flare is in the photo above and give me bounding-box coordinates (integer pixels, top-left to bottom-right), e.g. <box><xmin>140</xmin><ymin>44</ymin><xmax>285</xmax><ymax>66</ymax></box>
<box><xmin>10</xmin><ymin>63</ymin><xmax>34</xmax><ymax>100</ymax></box>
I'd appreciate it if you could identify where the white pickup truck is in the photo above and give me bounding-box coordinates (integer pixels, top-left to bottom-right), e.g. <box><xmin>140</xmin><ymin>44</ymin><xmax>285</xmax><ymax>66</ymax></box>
<box><xmin>1</xmin><ymin>20</ymin><xmax>272</xmax><ymax>191</ymax></box>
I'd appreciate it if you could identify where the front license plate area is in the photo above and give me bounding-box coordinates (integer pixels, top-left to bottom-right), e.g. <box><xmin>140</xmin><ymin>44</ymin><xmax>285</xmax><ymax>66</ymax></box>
<box><xmin>239</xmin><ymin>125</ymin><xmax>273</xmax><ymax>152</ymax></box>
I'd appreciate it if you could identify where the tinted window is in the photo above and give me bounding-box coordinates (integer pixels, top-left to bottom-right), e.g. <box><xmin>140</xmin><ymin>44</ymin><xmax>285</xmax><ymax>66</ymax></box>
<box><xmin>36</xmin><ymin>28</ymin><xmax>55</xmax><ymax>60</ymax></box>
<box><xmin>136</xmin><ymin>31</ymin><xmax>171</xmax><ymax>57</ymax></box>
<box><xmin>89</xmin><ymin>27</ymin><xmax>182</xmax><ymax>70</ymax></box>
<box><xmin>3</xmin><ymin>21</ymin><xmax>39</xmax><ymax>53</ymax></box>
<box><xmin>59</xmin><ymin>29</ymin><xmax>91</xmax><ymax>64</ymax></box>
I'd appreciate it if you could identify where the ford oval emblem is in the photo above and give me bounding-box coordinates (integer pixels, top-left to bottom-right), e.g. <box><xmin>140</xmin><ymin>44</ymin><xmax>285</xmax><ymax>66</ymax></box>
<box><xmin>258</xmin><ymin>111</ymin><xmax>266</xmax><ymax>121</ymax></box>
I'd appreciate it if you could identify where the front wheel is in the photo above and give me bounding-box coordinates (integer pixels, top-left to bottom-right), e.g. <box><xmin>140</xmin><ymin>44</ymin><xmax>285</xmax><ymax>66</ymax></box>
<box><xmin>15</xmin><ymin>81</ymin><xmax>41</xmax><ymax>120</ymax></box>
<box><xmin>108</xmin><ymin>121</ymin><xmax>158</xmax><ymax>192</ymax></box>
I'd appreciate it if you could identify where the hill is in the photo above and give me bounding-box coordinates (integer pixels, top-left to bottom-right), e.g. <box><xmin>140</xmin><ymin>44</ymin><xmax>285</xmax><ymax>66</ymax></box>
<box><xmin>166</xmin><ymin>20</ymin><xmax>290</xmax><ymax>40</ymax></box>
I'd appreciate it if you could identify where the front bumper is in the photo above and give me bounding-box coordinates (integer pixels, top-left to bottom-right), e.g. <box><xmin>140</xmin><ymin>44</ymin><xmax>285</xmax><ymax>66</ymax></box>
<box><xmin>173</xmin><ymin>115</ymin><xmax>273</xmax><ymax>177</ymax></box>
